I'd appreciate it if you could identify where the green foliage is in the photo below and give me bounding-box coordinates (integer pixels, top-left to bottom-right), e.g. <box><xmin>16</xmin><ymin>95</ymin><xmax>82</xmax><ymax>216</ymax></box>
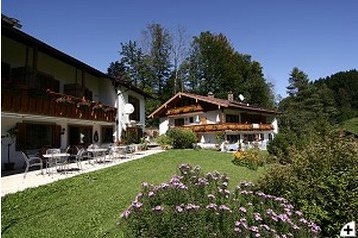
<box><xmin>314</xmin><ymin>69</ymin><xmax>358</xmax><ymax>122</ymax></box>
<box><xmin>232</xmin><ymin>149</ymin><xmax>266</xmax><ymax>170</ymax></box>
<box><xmin>342</xmin><ymin>117</ymin><xmax>358</xmax><ymax>135</ymax></box>
<box><xmin>156</xmin><ymin>134</ymin><xmax>173</xmax><ymax>150</ymax></box>
<box><xmin>119</xmin><ymin>164</ymin><xmax>321</xmax><ymax>238</ymax></box>
<box><xmin>258</xmin><ymin>134</ymin><xmax>358</xmax><ymax>236</ymax></box>
<box><xmin>166</xmin><ymin>128</ymin><xmax>197</xmax><ymax>149</ymax></box>
<box><xmin>182</xmin><ymin>31</ymin><xmax>274</xmax><ymax>108</ymax></box>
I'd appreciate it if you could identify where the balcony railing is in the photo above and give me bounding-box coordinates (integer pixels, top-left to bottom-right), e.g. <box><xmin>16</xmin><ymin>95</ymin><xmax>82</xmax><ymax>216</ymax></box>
<box><xmin>178</xmin><ymin>123</ymin><xmax>273</xmax><ymax>132</ymax></box>
<box><xmin>1</xmin><ymin>88</ymin><xmax>116</xmax><ymax>122</ymax></box>
<box><xmin>166</xmin><ymin>104</ymin><xmax>203</xmax><ymax>116</ymax></box>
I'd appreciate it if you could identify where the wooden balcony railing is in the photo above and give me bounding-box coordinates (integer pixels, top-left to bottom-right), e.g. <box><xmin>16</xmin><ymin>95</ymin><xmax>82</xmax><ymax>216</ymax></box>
<box><xmin>166</xmin><ymin>104</ymin><xmax>203</xmax><ymax>115</ymax></box>
<box><xmin>1</xmin><ymin>88</ymin><xmax>116</xmax><ymax>122</ymax></box>
<box><xmin>179</xmin><ymin>123</ymin><xmax>273</xmax><ymax>132</ymax></box>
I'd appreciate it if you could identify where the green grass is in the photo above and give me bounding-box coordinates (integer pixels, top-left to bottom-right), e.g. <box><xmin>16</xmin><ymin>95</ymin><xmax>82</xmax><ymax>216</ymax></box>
<box><xmin>1</xmin><ymin>149</ymin><xmax>267</xmax><ymax>238</ymax></box>
<box><xmin>342</xmin><ymin>117</ymin><xmax>358</xmax><ymax>135</ymax></box>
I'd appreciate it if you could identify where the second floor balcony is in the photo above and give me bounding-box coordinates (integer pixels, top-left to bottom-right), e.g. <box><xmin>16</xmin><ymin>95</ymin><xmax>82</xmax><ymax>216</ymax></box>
<box><xmin>177</xmin><ymin>123</ymin><xmax>273</xmax><ymax>132</ymax></box>
<box><xmin>1</xmin><ymin>88</ymin><xmax>116</xmax><ymax>122</ymax></box>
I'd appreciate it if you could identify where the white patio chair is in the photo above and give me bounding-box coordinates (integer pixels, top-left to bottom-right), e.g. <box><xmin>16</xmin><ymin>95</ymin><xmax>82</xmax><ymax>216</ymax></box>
<box><xmin>74</xmin><ymin>148</ymin><xmax>85</xmax><ymax>170</ymax></box>
<box><xmin>21</xmin><ymin>151</ymin><xmax>44</xmax><ymax>178</ymax></box>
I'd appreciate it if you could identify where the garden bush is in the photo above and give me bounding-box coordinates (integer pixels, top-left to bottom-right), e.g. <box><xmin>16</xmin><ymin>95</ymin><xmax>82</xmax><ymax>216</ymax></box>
<box><xmin>118</xmin><ymin>164</ymin><xmax>321</xmax><ymax>238</ymax></box>
<box><xmin>232</xmin><ymin>149</ymin><xmax>265</xmax><ymax>170</ymax></box>
<box><xmin>258</xmin><ymin>134</ymin><xmax>358</xmax><ymax>236</ymax></box>
<box><xmin>156</xmin><ymin>134</ymin><xmax>173</xmax><ymax>150</ymax></box>
<box><xmin>166</xmin><ymin>128</ymin><xmax>197</xmax><ymax>149</ymax></box>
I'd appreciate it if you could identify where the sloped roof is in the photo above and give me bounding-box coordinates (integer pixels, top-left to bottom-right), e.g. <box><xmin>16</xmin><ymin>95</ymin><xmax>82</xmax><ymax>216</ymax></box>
<box><xmin>148</xmin><ymin>92</ymin><xmax>279</xmax><ymax>118</ymax></box>
<box><xmin>2</xmin><ymin>15</ymin><xmax>152</xmax><ymax>98</ymax></box>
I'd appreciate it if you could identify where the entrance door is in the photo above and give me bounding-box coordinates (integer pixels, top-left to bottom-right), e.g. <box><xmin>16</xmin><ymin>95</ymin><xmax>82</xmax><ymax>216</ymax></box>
<box><xmin>68</xmin><ymin>125</ymin><xmax>93</xmax><ymax>146</ymax></box>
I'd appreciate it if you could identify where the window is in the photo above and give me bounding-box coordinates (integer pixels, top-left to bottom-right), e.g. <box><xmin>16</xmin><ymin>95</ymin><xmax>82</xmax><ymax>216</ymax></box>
<box><xmin>16</xmin><ymin>123</ymin><xmax>61</xmax><ymax>150</ymax></box>
<box><xmin>268</xmin><ymin>133</ymin><xmax>273</xmax><ymax>141</ymax></box>
<box><xmin>226</xmin><ymin>114</ymin><xmax>240</xmax><ymax>123</ymax></box>
<box><xmin>227</xmin><ymin>134</ymin><xmax>240</xmax><ymax>143</ymax></box>
<box><xmin>102</xmin><ymin>126</ymin><xmax>114</xmax><ymax>143</ymax></box>
<box><xmin>174</xmin><ymin>118</ymin><xmax>185</xmax><ymax>126</ymax></box>
<box><xmin>128</xmin><ymin>95</ymin><xmax>140</xmax><ymax>121</ymax></box>
<box><xmin>189</xmin><ymin>117</ymin><xmax>194</xmax><ymax>123</ymax></box>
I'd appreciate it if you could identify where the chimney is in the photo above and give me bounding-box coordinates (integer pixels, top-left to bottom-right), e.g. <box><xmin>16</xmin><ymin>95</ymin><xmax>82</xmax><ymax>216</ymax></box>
<box><xmin>207</xmin><ymin>91</ymin><xmax>214</xmax><ymax>98</ymax></box>
<box><xmin>227</xmin><ymin>91</ymin><xmax>234</xmax><ymax>101</ymax></box>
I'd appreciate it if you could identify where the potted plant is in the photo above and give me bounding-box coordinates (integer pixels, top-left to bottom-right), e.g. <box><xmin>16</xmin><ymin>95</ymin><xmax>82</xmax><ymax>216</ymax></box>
<box><xmin>2</xmin><ymin>127</ymin><xmax>17</xmax><ymax>170</ymax></box>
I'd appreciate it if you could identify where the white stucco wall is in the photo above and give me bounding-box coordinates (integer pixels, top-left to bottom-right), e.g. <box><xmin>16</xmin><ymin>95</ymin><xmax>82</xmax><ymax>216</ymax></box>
<box><xmin>272</xmin><ymin>118</ymin><xmax>278</xmax><ymax>134</ymax></box>
<box><xmin>115</xmin><ymin>87</ymin><xmax>146</xmax><ymax>141</ymax></box>
<box><xmin>159</xmin><ymin>118</ymin><xmax>169</xmax><ymax>135</ymax></box>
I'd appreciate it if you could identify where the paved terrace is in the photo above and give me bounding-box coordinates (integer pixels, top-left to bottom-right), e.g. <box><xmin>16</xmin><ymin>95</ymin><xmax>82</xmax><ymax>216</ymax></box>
<box><xmin>1</xmin><ymin>148</ymin><xmax>164</xmax><ymax>197</ymax></box>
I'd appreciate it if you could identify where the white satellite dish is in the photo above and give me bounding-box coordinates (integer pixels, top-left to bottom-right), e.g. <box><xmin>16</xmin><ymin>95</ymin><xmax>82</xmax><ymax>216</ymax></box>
<box><xmin>238</xmin><ymin>94</ymin><xmax>245</xmax><ymax>101</ymax></box>
<box><xmin>124</xmin><ymin>103</ymin><xmax>134</xmax><ymax>114</ymax></box>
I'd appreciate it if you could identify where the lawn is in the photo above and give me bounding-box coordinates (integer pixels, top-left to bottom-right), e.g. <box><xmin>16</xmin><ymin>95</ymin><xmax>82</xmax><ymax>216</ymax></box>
<box><xmin>1</xmin><ymin>149</ymin><xmax>267</xmax><ymax>238</ymax></box>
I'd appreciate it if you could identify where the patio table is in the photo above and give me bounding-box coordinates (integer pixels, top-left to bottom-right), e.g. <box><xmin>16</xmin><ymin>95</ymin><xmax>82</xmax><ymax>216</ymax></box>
<box><xmin>43</xmin><ymin>153</ymin><xmax>70</xmax><ymax>174</ymax></box>
<box><xmin>87</xmin><ymin>148</ymin><xmax>108</xmax><ymax>163</ymax></box>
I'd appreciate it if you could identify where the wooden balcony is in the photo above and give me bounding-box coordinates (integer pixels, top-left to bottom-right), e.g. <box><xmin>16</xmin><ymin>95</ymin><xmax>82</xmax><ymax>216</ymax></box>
<box><xmin>1</xmin><ymin>88</ymin><xmax>116</xmax><ymax>122</ymax></box>
<box><xmin>179</xmin><ymin>123</ymin><xmax>273</xmax><ymax>133</ymax></box>
<box><xmin>166</xmin><ymin>104</ymin><xmax>203</xmax><ymax>116</ymax></box>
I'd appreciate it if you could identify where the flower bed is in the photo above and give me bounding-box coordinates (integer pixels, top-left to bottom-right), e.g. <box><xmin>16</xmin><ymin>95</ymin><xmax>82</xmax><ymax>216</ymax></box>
<box><xmin>119</xmin><ymin>164</ymin><xmax>320</xmax><ymax>237</ymax></box>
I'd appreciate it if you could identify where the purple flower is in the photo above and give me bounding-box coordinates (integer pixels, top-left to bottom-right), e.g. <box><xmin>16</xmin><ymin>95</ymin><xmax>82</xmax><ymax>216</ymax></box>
<box><xmin>234</xmin><ymin>227</ymin><xmax>242</xmax><ymax>233</ymax></box>
<box><xmin>239</xmin><ymin>207</ymin><xmax>247</xmax><ymax>213</ymax></box>
<box><xmin>259</xmin><ymin>224</ymin><xmax>271</xmax><ymax>231</ymax></box>
<box><xmin>253</xmin><ymin>212</ymin><xmax>263</xmax><ymax>221</ymax></box>
<box><xmin>175</xmin><ymin>205</ymin><xmax>184</xmax><ymax>213</ymax></box>
<box><xmin>240</xmin><ymin>190</ymin><xmax>253</xmax><ymax>195</ymax></box>
<box><xmin>206</xmin><ymin>203</ymin><xmax>217</xmax><ymax>211</ymax></box>
<box><xmin>240</xmin><ymin>181</ymin><xmax>254</xmax><ymax>188</ymax></box>
<box><xmin>292</xmin><ymin>224</ymin><xmax>300</xmax><ymax>230</ymax></box>
<box><xmin>152</xmin><ymin>205</ymin><xmax>164</xmax><ymax>213</ymax></box>
<box><xmin>196</xmin><ymin>177</ymin><xmax>209</xmax><ymax>186</ymax></box>
<box><xmin>131</xmin><ymin>201</ymin><xmax>143</xmax><ymax>209</ymax></box>
<box><xmin>207</xmin><ymin>194</ymin><xmax>216</xmax><ymax>200</ymax></box>
<box><xmin>135</xmin><ymin>193</ymin><xmax>143</xmax><ymax>201</ymax></box>
<box><xmin>120</xmin><ymin>209</ymin><xmax>131</xmax><ymax>219</ymax></box>
<box><xmin>219</xmin><ymin>204</ymin><xmax>232</xmax><ymax>212</ymax></box>
<box><xmin>185</xmin><ymin>203</ymin><xmax>200</xmax><ymax>211</ymax></box>
<box><xmin>250</xmin><ymin>226</ymin><xmax>259</xmax><ymax>233</ymax></box>
<box><xmin>295</xmin><ymin>210</ymin><xmax>303</xmax><ymax>216</ymax></box>
<box><xmin>148</xmin><ymin>191</ymin><xmax>155</xmax><ymax>197</ymax></box>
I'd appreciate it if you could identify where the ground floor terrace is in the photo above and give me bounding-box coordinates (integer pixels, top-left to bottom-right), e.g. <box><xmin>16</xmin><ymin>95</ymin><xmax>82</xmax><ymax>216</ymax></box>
<box><xmin>1</xmin><ymin>113</ymin><xmax>144</xmax><ymax>171</ymax></box>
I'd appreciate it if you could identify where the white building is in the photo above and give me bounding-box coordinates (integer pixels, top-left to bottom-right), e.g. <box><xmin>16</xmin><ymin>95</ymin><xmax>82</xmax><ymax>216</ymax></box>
<box><xmin>149</xmin><ymin>92</ymin><xmax>279</xmax><ymax>150</ymax></box>
<box><xmin>1</xmin><ymin>15</ymin><xmax>151</xmax><ymax>170</ymax></box>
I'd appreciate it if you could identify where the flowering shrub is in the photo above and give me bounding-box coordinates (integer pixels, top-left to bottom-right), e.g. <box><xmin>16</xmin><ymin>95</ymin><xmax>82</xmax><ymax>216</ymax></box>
<box><xmin>232</xmin><ymin>149</ymin><xmax>265</xmax><ymax>170</ymax></box>
<box><xmin>118</xmin><ymin>164</ymin><xmax>320</xmax><ymax>237</ymax></box>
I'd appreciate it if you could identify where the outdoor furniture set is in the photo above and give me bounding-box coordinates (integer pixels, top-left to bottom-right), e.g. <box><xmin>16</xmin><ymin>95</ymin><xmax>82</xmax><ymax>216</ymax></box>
<box><xmin>21</xmin><ymin>144</ymin><xmax>136</xmax><ymax>178</ymax></box>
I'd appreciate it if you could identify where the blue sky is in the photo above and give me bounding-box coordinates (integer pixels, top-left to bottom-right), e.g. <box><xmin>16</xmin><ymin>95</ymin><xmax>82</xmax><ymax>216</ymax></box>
<box><xmin>2</xmin><ymin>0</ymin><xmax>357</xmax><ymax>97</ymax></box>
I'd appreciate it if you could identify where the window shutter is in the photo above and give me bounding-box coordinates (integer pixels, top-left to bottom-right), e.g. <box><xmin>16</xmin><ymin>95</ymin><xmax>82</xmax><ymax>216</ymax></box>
<box><xmin>16</xmin><ymin>123</ymin><xmax>27</xmax><ymax>151</ymax></box>
<box><xmin>52</xmin><ymin>125</ymin><xmax>61</xmax><ymax>148</ymax></box>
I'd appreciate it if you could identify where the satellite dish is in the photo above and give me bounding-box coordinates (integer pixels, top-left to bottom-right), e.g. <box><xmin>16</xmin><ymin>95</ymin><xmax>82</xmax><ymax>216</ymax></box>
<box><xmin>239</xmin><ymin>94</ymin><xmax>245</xmax><ymax>101</ymax></box>
<box><xmin>124</xmin><ymin>103</ymin><xmax>134</xmax><ymax>114</ymax></box>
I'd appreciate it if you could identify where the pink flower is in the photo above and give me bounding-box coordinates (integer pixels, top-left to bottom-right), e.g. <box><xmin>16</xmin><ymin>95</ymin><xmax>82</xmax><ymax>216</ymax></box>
<box><xmin>239</xmin><ymin>207</ymin><xmax>247</xmax><ymax>213</ymax></box>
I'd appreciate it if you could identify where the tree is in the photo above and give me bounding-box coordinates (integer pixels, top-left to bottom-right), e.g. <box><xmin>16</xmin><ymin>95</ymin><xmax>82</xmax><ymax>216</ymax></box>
<box><xmin>141</xmin><ymin>23</ymin><xmax>172</xmax><ymax>97</ymax></box>
<box><xmin>182</xmin><ymin>31</ymin><xmax>274</xmax><ymax>108</ymax></box>
<box><xmin>286</xmin><ymin>67</ymin><xmax>309</xmax><ymax>97</ymax></box>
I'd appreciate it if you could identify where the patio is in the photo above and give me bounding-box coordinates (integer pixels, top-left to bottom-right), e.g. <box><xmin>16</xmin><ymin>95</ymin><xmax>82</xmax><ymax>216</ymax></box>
<box><xmin>1</xmin><ymin>148</ymin><xmax>164</xmax><ymax>196</ymax></box>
